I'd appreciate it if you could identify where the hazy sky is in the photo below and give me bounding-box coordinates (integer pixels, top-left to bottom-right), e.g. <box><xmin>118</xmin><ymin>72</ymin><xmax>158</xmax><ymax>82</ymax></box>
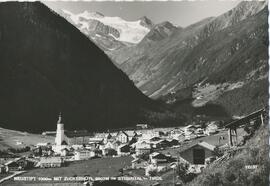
<box><xmin>43</xmin><ymin>1</ymin><xmax>242</xmax><ymax>27</ymax></box>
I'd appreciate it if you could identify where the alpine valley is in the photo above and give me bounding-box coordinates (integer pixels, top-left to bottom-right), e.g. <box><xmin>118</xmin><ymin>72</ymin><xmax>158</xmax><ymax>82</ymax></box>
<box><xmin>0</xmin><ymin>1</ymin><xmax>268</xmax><ymax>133</ymax></box>
<box><xmin>0</xmin><ymin>2</ymin><xmax>268</xmax><ymax>186</ymax></box>
<box><xmin>56</xmin><ymin>1</ymin><xmax>268</xmax><ymax>118</ymax></box>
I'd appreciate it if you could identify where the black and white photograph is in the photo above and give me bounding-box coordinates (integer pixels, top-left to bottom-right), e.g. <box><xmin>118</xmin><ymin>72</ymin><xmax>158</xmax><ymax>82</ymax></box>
<box><xmin>0</xmin><ymin>0</ymin><xmax>268</xmax><ymax>185</ymax></box>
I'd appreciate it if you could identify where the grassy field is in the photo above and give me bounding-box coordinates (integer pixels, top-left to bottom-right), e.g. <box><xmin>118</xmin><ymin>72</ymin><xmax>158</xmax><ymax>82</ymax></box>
<box><xmin>0</xmin><ymin>172</ymin><xmax>12</xmax><ymax>180</ymax></box>
<box><xmin>26</xmin><ymin>156</ymin><xmax>132</xmax><ymax>177</ymax></box>
<box><xmin>0</xmin><ymin>127</ymin><xmax>54</xmax><ymax>150</ymax></box>
<box><xmin>4</xmin><ymin>156</ymin><xmax>132</xmax><ymax>185</ymax></box>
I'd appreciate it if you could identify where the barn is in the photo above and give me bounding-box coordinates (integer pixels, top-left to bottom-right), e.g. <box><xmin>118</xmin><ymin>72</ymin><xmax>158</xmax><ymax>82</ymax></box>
<box><xmin>179</xmin><ymin>141</ymin><xmax>216</xmax><ymax>173</ymax></box>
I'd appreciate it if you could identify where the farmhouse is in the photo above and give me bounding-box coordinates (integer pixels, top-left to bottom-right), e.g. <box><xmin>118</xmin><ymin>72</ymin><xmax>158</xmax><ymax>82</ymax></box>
<box><xmin>184</xmin><ymin>125</ymin><xmax>196</xmax><ymax>133</ymax></box>
<box><xmin>88</xmin><ymin>137</ymin><xmax>104</xmax><ymax>145</ymax></box>
<box><xmin>5</xmin><ymin>157</ymin><xmax>29</xmax><ymax>171</ymax></box>
<box><xmin>65</xmin><ymin>130</ymin><xmax>93</xmax><ymax>145</ymax></box>
<box><xmin>131</xmin><ymin>158</ymin><xmax>148</xmax><ymax>169</ymax></box>
<box><xmin>103</xmin><ymin>133</ymin><xmax>116</xmax><ymax>144</ymax></box>
<box><xmin>141</xmin><ymin>131</ymin><xmax>161</xmax><ymax>140</ymax></box>
<box><xmin>74</xmin><ymin>150</ymin><xmax>95</xmax><ymax>160</ymax></box>
<box><xmin>135</xmin><ymin>141</ymin><xmax>152</xmax><ymax>156</ymax></box>
<box><xmin>39</xmin><ymin>157</ymin><xmax>63</xmax><ymax>168</ymax></box>
<box><xmin>185</xmin><ymin>131</ymin><xmax>197</xmax><ymax>140</ymax></box>
<box><xmin>179</xmin><ymin>141</ymin><xmax>216</xmax><ymax>173</ymax></box>
<box><xmin>167</xmin><ymin>139</ymin><xmax>179</xmax><ymax>147</ymax></box>
<box><xmin>149</xmin><ymin>152</ymin><xmax>171</xmax><ymax>164</ymax></box>
<box><xmin>172</xmin><ymin>133</ymin><xmax>185</xmax><ymax>142</ymax></box>
<box><xmin>125</xmin><ymin>130</ymin><xmax>138</xmax><ymax>141</ymax></box>
<box><xmin>151</xmin><ymin>139</ymin><xmax>170</xmax><ymax>149</ymax></box>
<box><xmin>136</xmin><ymin>124</ymin><xmax>149</xmax><ymax>129</ymax></box>
<box><xmin>104</xmin><ymin>141</ymin><xmax>121</xmax><ymax>150</ymax></box>
<box><xmin>115</xmin><ymin>131</ymin><xmax>135</xmax><ymax>144</ymax></box>
<box><xmin>36</xmin><ymin>142</ymin><xmax>51</xmax><ymax>147</ymax></box>
<box><xmin>205</xmin><ymin>122</ymin><xmax>218</xmax><ymax>135</ymax></box>
<box><xmin>0</xmin><ymin>164</ymin><xmax>8</xmax><ymax>173</ymax></box>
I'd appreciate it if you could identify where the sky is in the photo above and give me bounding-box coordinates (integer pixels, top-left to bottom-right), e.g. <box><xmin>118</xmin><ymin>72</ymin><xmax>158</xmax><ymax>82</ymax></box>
<box><xmin>43</xmin><ymin>0</ymin><xmax>242</xmax><ymax>27</ymax></box>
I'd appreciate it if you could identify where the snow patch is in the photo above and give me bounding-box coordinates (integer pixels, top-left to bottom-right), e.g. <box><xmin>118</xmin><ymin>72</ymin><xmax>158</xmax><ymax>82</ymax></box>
<box><xmin>62</xmin><ymin>9</ymin><xmax>150</xmax><ymax>44</ymax></box>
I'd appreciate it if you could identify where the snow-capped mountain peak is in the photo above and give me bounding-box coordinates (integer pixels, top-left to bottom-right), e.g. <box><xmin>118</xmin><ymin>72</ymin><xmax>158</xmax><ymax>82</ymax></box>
<box><xmin>61</xmin><ymin>9</ymin><xmax>151</xmax><ymax>44</ymax></box>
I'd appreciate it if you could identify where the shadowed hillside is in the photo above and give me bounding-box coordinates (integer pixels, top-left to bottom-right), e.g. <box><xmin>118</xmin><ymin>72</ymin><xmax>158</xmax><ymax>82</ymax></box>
<box><xmin>0</xmin><ymin>2</ymin><xmax>176</xmax><ymax>133</ymax></box>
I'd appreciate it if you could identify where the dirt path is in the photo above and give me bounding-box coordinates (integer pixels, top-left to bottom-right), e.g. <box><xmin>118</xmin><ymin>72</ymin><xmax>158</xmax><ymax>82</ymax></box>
<box><xmin>0</xmin><ymin>171</ymin><xmax>26</xmax><ymax>184</ymax></box>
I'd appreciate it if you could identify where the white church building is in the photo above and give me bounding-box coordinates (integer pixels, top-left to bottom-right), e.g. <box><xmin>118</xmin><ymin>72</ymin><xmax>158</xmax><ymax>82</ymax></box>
<box><xmin>52</xmin><ymin>113</ymin><xmax>69</xmax><ymax>153</ymax></box>
<box><xmin>52</xmin><ymin>113</ymin><xmax>94</xmax><ymax>154</ymax></box>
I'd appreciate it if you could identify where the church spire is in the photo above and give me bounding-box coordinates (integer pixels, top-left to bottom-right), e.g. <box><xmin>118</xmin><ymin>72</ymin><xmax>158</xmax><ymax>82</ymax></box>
<box><xmin>57</xmin><ymin>112</ymin><xmax>62</xmax><ymax>124</ymax></box>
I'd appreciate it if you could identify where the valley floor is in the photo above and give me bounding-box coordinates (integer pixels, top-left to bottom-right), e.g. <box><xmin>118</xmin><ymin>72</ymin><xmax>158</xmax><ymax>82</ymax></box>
<box><xmin>0</xmin><ymin>127</ymin><xmax>54</xmax><ymax>150</ymax></box>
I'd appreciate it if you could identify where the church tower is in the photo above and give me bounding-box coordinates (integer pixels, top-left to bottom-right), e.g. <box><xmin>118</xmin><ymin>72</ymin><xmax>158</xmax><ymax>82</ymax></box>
<box><xmin>55</xmin><ymin>113</ymin><xmax>65</xmax><ymax>146</ymax></box>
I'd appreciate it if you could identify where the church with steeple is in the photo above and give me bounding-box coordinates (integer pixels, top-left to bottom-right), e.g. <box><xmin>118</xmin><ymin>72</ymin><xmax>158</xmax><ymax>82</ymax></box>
<box><xmin>52</xmin><ymin>113</ymin><xmax>93</xmax><ymax>154</ymax></box>
<box><xmin>52</xmin><ymin>113</ymin><xmax>68</xmax><ymax>153</ymax></box>
<box><xmin>55</xmin><ymin>113</ymin><xmax>67</xmax><ymax>146</ymax></box>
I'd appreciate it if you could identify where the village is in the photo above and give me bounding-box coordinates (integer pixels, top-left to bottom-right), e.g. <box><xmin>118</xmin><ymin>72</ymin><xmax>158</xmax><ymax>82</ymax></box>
<box><xmin>0</xmin><ymin>109</ymin><xmax>266</xmax><ymax>185</ymax></box>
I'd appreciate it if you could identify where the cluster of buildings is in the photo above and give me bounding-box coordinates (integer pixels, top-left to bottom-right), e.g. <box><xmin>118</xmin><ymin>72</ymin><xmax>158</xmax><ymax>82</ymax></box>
<box><xmin>129</xmin><ymin>125</ymin><xmax>219</xmax><ymax>176</ymax></box>
<box><xmin>0</xmin><ymin>108</ymin><xmax>264</xmax><ymax>186</ymax></box>
<box><xmin>182</xmin><ymin>122</ymin><xmax>219</xmax><ymax>140</ymax></box>
<box><xmin>0</xmin><ymin>113</ymin><xmax>222</xmax><ymax>179</ymax></box>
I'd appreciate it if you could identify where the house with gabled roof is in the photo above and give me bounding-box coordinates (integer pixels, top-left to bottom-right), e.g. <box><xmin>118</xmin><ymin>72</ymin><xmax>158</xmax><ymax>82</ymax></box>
<box><xmin>135</xmin><ymin>141</ymin><xmax>152</xmax><ymax>156</ymax></box>
<box><xmin>149</xmin><ymin>152</ymin><xmax>173</xmax><ymax>164</ymax></box>
<box><xmin>179</xmin><ymin>141</ymin><xmax>217</xmax><ymax>173</ymax></box>
<box><xmin>131</xmin><ymin>158</ymin><xmax>148</xmax><ymax>169</ymax></box>
<box><xmin>125</xmin><ymin>130</ymin><xmax>138</xmax><ymax>141</ymax></box>
<box><xmin>39</xmin><ymin>157</ymin><xmax>63</xmax><ymax>168</ymax></box>
<box><xmin>5</xmin><ymin>157</ymin><xmax>29</xmax><ymax>171</ymax></box>
<box><xmin>116</xmin><ymin>131</ymin><xmax>130</xmax><ymax>143</ymax></box>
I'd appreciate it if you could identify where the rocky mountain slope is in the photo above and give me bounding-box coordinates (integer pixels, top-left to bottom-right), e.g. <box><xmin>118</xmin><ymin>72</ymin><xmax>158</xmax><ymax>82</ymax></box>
<box><xmin>141</xmin><ymin>21</ymin><xmax>178</xmax><ymax>42</ymax></box>
<box><xmin>107</xmin><ymin>20</ymin><xmax>180</xmax><ymax>67</ymax></box>
<box><xmin>109</xmin><ymin>1</ymin><xmax>268</xmax><ymax>117</ymax></box>
<box><xmin>0</xmin><ymin>2</ymin><xmax>177</xmax><ymax>133</ymax></box>
<box><xmin>113</xmin><ymin>1</ymin><xmax>267</xmax><ymax>95</ymax></box>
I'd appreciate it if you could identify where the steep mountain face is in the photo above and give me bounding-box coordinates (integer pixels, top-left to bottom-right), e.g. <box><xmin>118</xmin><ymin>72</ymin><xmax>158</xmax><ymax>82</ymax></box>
<box><xmin>139</xmin><ymin>16</ymin><xmax>154</xmax><ymax>29</ymax></box>
<box><xmin>110</xmin><ymin>1</ymin><xmax>268</xmax><ymax>117</ymax></box>
<box><xmin>0</xmin><ymin>2</ymin><xmax>168</xmax><ymax>133</ymax></box>
<box><xmin>141</xmin><ymin>21</ymin><xmax>178</xmax><ymax>42</ymax></box>
<box><xmin>60</xmin><ymin>9</ymin><xmax>152</xmax><ymax>52</ymax></box>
